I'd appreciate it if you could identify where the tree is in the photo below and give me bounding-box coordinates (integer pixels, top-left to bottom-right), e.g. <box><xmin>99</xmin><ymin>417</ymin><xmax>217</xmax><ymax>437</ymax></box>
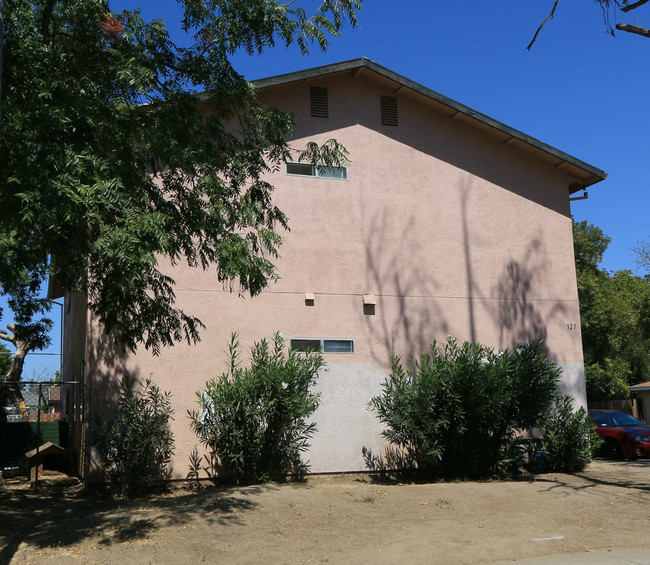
<box><xmin>528</xmin><ymin>0</ymin><xmax>650</xmax><ymax>49</ymax></box>
<box><xmin>0</xmin><ymin>344</ymin><xmax>12</xmax><ymax>379</ymax></box>
<box><xmin>0</xmin><ymin>0</ymin><xmax>361</xmax><ymax>357</ymax></box>
<box><xmin>0</xmin><ymin>286</ymin><xmax>52</xmax><ymax>382</ymax></box>
<box><xmin>0</xmin><ymin>285</ymin><xmax>52</xmax><ymax>407</ymax></box>
<box><xmin>634</xmin><ymin>240</ymin><xmax>650</xmax><ymax>273</ymax></box>
<box><xmin>0</xmin><ymin>342</ymin><xmax>13</xmax><ymax>409</ymax></box>
<box><xmin>573</xmin><ymin>220</ymin><xmax>650</xmax><ymax>400</ymax></box>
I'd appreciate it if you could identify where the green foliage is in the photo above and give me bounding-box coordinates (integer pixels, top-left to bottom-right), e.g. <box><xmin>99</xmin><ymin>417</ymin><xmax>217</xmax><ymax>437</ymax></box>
<box><xmin>0</xmin><ymin>344</ymin><xmax>13</xmax><ymax>378</ymax></box>
<box><xmin>539</xmin><ymin>396</ymin><xmax>602</xmax><ymax>473</ymax></box>
<box><xmin>585</xmin><ymin>359</ymin><xmax>631</xmax><ymax>401</ymax></box>
<box><xmin>1</xmin><ymin>0</ymin><xmax>361</xmax><ymax>354</ymax></box>
<box><xmin>573</xmin><ymin>220</ymin><xmax>650</xmax><ymax>400</ymax></box>
<box><xmin>2</xmin><ymin>286</ymin><xmax>53</xmax><ymax>357</ymax></box>
<box><xmin>0</xmin><ymin>282</ymin><xmax>53</xmax><ymax>384</ymax></box>
<box><xmin>92</xmin><ymin>377</ymin><xmax>175</xmax><ymax>497</ymax></box>
<box><xmin>573</xmin><ymin>220</ymin><xmax>610</xmax><ymax>271</ymax></box>
<box><xmin>189</xmin><ymin>333</ymin><xmax>323</xmax><ymax>484</ymax></box>
<box><xmin>369</xmin><ymin>338</ymin><xmax>560</xmax><ymax>479</ymax></box>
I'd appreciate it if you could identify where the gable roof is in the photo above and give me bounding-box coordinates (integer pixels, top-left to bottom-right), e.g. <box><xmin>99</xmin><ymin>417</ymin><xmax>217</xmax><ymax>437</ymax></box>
<box><xmin>253</xmin><ymin>58</ymin><xmax>606</xmax><ymax>193</ymax></box>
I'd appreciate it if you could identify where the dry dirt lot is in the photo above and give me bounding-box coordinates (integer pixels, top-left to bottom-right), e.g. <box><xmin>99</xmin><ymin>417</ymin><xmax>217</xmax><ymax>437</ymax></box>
<box><xmin>1</xmin><ymin>459</ymin><xmax>649</xmax><ymax>565</ymax></box>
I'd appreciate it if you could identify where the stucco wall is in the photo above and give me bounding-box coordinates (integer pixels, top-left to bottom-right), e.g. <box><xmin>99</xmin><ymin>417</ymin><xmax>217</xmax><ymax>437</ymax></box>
<box><xmin>60</xmin><ymin>292</ymin><xmax>91</xmax><ymax>476</ymax></box>
<box><xmin>61</xmin><ymin>292</ymin><xmax>88</xmax><ymax>386</ymax></box>
<box><xmin>81</xmin><ymin>68</ymin><xmax>588</xmax><ymax>477</ymax></box>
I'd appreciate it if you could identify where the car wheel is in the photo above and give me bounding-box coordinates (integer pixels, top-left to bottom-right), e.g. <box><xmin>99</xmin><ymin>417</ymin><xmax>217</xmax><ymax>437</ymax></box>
<box><xmin>602</xmin><ymin>438</ymin><xmax>623</xmax><ymax>460</ymax></box>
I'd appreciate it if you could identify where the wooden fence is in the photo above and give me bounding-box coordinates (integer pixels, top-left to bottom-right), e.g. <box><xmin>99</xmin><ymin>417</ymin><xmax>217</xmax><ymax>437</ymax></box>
<box><xmin>588</xmin><ymin>398</ymin><xmax>644</xmax><ymax>420</ymax></box>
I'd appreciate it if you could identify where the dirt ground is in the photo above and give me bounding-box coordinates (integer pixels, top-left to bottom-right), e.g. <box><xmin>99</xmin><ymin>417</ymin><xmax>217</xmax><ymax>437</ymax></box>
<box><xmin>1</xmin><ymin>459</ymin><xmax>649</xmax><ymax>565</ymax></box>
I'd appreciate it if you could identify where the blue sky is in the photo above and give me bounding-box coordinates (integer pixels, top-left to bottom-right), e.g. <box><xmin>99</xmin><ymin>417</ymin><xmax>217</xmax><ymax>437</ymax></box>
<box><xmin>5</xmin><ymin>0</ymin><xmax>649</xmax><ymax>379</ymax></box>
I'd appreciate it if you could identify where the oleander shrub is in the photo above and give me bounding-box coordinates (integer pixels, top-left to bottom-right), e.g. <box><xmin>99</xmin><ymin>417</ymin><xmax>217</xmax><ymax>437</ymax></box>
<box><xmin>92</xmin><ymin>377</ymin><xmax>174</xmax><ymax>497</ymax></box>
<box><xmin>189</xmin><ymin>333</ymin><xmax>323</xmax><ymax>484</ymax></box>
<box><xmin>369</xmin><ymin>338</ymin><xmax>561</xmax><ymax>479</ymax></box>
<box><xmin>539</xmin><ymin>395</ymin><xmax>602</xmax><ymax>473</ymax></box>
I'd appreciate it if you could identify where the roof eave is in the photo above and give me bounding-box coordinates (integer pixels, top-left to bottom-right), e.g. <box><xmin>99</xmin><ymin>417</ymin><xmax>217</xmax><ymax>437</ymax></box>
<box><xmin>252</xmin><ymin>57</ymin><xmax>607</xmax><ymax>191</ymax></box>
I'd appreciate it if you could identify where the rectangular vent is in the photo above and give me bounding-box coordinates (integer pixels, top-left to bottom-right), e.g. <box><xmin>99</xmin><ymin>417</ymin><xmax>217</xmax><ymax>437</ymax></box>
<box><xmin>380</xmin><ymin>95</ymin><xmax>398</xmax><ymax>126</ymax></box>
<box><xmin>310</xmin><ymin>86</ymin><xmax>329</xmax><ymax>118</ymax></box>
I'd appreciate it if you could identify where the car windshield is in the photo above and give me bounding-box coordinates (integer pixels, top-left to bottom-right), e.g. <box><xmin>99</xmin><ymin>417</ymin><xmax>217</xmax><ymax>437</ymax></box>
<box><xmin>591</xmin><ymin>412</ymin><xmax>643</xmax><ymax>427</ymax></box>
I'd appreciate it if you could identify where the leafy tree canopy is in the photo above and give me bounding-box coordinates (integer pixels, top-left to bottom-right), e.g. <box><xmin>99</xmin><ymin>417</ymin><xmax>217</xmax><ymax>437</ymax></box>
<box><xmin>0</xmin><ymin>0</ymin><xmax>361</xmax><ymax>355</ymax></box>
<box><xmin>0</xmin><ymin>344</ymin><xmax>13</xmax><ymax>378</ymax></box>
<box><xmin>573</xmin><ymin>220</ymin><xmax>610</xmax><ymax>272</ymax></box>
<box><xmin>573</xmin><ymin>220</ymin><xmax>650</xmax><ymax>400</ymax></box>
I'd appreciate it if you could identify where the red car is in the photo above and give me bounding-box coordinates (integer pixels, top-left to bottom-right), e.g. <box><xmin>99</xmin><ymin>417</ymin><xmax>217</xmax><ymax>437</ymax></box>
<box><xmin>589</xmin><ymin>409</ymin><xmax>650</xmax><ymax>460</ymax></box>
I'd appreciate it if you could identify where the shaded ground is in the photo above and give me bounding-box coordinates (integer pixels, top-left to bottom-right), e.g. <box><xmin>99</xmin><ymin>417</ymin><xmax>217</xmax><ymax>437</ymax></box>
<box><xmin>2</xmin><ymin>459</ymin><xmax>649</xmax><ymax>564</ymax></box>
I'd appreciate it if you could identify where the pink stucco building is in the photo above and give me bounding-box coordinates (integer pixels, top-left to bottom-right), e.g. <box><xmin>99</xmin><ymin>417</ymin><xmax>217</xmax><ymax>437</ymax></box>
<box><xmin>58</xmin><ymin>59</ymin><xmax>606</xmax><ymax>478</ymax></box>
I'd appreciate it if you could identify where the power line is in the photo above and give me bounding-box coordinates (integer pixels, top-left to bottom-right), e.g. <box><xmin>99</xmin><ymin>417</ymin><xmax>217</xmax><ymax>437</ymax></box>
<box><xmin>0</xmin><ymin>352</ymin><xmax>61</xmax><ymax>356</ymax></box>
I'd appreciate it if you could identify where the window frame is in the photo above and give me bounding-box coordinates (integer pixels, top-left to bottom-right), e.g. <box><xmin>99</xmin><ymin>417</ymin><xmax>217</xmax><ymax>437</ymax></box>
<box><xmin>290</xmin><ymin>338</ymin><xmax>355</xmax><ymax>354</ymax></box>
<box><xmin>285</xmin><ymin>162</ymin><xmax>348</xmax><ymax>181</ymax></box>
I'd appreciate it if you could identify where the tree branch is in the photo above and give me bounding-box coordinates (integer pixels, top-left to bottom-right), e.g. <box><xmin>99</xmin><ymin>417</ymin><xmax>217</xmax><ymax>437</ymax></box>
<box><xmin>616</xmin><ymin>22</ymin><xmax>650</xmax><ymax>37</ymax></box>
<box><xmin>0</xmin><ymin>324</ymin><xmax>16</xmax><ymax>346</ymax></box>
<box><xmin>621</xmin><ymin>0</ymin><xmax>650</xmax><ymax>13</ymax></box>
<box><xmin>41</xmin><ymin>0</ymin><xmax>57</xmax><ymax>40</ymax></box>
<box><xmin>633</xmin><ymin>240</ymin><xmax>650</xmax><ymax>272</ymax></box>
<box><xmin>527</xmin><ymin>0</ymin><xmax>560</xmax><ymax>50</ymax></box>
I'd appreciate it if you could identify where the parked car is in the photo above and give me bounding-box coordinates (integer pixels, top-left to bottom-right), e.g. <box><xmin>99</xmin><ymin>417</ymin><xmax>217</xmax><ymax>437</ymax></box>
<box><xmin>588</xmin><ymin>409</ymin><xmax>650</xmax><ymax>460</ymax></box>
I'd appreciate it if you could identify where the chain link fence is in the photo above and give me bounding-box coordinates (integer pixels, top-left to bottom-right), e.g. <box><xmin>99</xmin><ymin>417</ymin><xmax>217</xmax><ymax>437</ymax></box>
<box><xmin>1</xmin><ymin>380</ymin><xmax>84</xmax><ymax>478</ymax></box>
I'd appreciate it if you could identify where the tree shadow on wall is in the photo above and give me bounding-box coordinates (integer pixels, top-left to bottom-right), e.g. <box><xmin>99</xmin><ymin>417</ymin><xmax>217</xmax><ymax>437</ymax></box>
<box><xmin>86</xmin><ymin>326</ymin><xmax>143</xmax><ymax>479</ymax></box>
<box><xmin>87</xmin><ymin>326</ymin><xmax>136</xmax><ymax>419</ymax></box>
<box><xmin>362</xmin><ymin>209</ymin><xmax>449</xmax><ymax>365</ymax></box>
<box><xmin>457</xmin><ymin>180</ymin><xmax>566</xmax><ymax>355</ymax></box>
<box><xmin>491</xmin><ymin>238</ymin><xmax>567</xmax><ymax>355</ymax></box>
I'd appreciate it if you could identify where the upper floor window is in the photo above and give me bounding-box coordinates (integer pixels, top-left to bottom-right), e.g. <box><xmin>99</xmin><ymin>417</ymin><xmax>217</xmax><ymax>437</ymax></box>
<box><xmin>286</xmin><ymin>162</ymin><xmax>348</xmax><ymax>180</ymax></box>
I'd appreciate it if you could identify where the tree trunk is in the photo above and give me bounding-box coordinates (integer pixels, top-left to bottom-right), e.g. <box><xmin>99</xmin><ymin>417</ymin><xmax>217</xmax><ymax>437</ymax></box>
<box><xmin>0</xmin><ymin>323</ymin><xmax>31</xmax><ymax>410</ymax></box>
<box><xmin>5</xmin><ymin>344</ymin><xmax>27</xmax><ymax>383</ymax></box>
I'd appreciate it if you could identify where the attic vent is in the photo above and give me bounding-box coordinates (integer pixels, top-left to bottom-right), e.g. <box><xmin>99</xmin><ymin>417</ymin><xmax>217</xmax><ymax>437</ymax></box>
<box><xmin>310</xmin><ymin>86</ymin><xmax>329</xmax><ymax>118</ymax></box>
<box><xmin>380</xmin><ymin>95</ymin><xmax>398</xmax><ymax>126</ymax></box>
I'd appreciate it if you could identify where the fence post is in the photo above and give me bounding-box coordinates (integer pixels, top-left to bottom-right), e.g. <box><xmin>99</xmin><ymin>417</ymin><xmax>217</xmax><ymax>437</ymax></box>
<box><xmin>34</xmin><ymin>383</ymin><xmax>42</xmax><ymax>492</ymax></box>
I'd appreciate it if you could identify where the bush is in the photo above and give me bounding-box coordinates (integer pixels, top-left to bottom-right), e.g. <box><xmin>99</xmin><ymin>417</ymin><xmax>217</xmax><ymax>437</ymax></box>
<box><xmin>92</xmin><ymin>377</ymin><xmax>174</xmax><ymax>497</ymax></box>
<box><xmin>189</xmin><ymin>333</ymin><xmax>323</xmax><ymax>484</ymax></box>
<box><xmin>585</xmin><ymin>359</ymin><xmax>631</xmax><ymax>401</ymax></box>
<box><xmin>369</xmin><ymin>338</ymin><xmax>560</xmax><ymax>479</ymax></box>
<box><xmin>539</xmin><ymin>395</ymin><xmax>602</xmax><ymax>473</ymax></box>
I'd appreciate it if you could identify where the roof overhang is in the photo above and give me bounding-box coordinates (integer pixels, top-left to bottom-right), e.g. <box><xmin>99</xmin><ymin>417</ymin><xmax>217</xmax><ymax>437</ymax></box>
<box><xmin>253</xmin><ymin>58</ymin><xmax>607</xmax><ymax>194</ymax></box>
<box><xmin>629</xmin><ymin>381</ymin><xmax>650</xmax><ymax>392</ymax></box>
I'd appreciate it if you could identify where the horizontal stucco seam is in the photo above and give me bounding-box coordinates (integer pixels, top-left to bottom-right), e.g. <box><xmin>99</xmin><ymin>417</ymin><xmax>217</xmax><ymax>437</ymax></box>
<box><xmin>173</xmin><ymin>286</ymin><xmax>579</xmax><ymax>304</ymax></box>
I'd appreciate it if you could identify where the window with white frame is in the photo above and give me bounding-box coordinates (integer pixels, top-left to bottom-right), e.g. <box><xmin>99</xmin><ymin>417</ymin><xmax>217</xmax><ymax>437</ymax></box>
<box><xmin>290</xmin><ymin>338</ymin><xmax>355</xmax><ymax>353</ymax></box>
<box><xmin>286</xmin><ymin>162</ymin><xmax>348</xmax><ymax>180</ymax></box>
